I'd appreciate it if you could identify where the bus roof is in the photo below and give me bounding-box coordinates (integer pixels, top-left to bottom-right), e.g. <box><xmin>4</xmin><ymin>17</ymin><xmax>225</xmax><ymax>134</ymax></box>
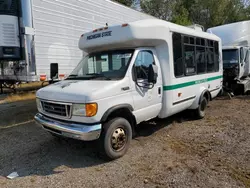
<box><xmin>207</xmin><ymin>21</ymin><xmax>250</xmax><ymax>46</ymax></box>
<box><xmin>79</xmin><ymin>19</ymin><xmax>220</xmax><ymax>53</ymax></box>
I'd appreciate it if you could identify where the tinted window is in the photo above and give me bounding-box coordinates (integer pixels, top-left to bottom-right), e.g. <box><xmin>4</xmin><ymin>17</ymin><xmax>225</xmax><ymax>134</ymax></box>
<box><xmin>172</xmin><ymin>32</ymin><xmax>220</xmax><ymax>77</ymax></box>
<box><xmin>190</xmin><ymin>37</ymin><xmax>195</xmax><ymax>45</ymax></box>
<box><xmin>207</xmin><ymin>48</ymin><xmax>215</xmax><ymax>72</ymax></box>
<box><xmin>184</xmin><ymin>36</ymin><xmax>189</xmax><ymax>44</ymax></box>
<box><xmin>184</xmin><ymin>45</ymin><xmax>196</xmax><ymax>74</ymax></box>
<box><xmin>201</xmin><ymin>39</ymin><xmax>205</xmax><ymax>46</ymax></box>
<box><xmin>196</xmin><ymin>46</ymin><xmax>206</xmax><ymax>74</ymax></box>
<box><xmin>214</xmin><ymin>41</ymin><xmax>219</xmax><ymax>71</ymax></box>
<box><xmin>173</xmin><ymin>33</ymin><xmax>183</xmax><ymax>76</ymax></box>
<box><xmin>134</xmin><ymin>51</ymin><xmax>154</xmax><ymax>79</ymax></box>
<box><xmin>196</xmin><ymin>38</ymin><xmax>201</xmax><ymax>46</ymax></box>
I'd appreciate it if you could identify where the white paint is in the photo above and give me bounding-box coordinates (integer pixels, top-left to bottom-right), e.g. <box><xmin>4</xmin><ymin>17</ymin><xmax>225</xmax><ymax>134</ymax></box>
<box><xmin>0</xmin><ymin>15</ymin><xmax>20</xmax><ymax>47</ymax></box>
<box><xmin>37</xmin><ymin>19</ymin><xmax>223</xmax><ymax>126</ymax></box>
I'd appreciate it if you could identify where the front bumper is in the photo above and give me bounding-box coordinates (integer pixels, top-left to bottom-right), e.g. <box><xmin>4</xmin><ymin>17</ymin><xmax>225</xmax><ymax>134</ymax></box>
<box><xmin>34</xmin><ymin>113</ymin><xmax>102</xmax><ymax>141</ymax></box>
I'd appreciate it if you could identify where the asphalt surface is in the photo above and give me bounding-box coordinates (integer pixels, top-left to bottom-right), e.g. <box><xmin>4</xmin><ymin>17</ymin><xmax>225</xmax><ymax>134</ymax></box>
<box><xmin>0</xmin><ymin>100</ymin><xmax>37</xmax><ymax>128</ymax></box>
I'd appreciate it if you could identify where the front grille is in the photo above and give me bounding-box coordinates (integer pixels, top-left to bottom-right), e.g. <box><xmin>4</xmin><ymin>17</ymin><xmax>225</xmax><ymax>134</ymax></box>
<box><xmin>41</xmin><ymin>101</ymin><xmax>72</xmax><ymax>118</ymax></box>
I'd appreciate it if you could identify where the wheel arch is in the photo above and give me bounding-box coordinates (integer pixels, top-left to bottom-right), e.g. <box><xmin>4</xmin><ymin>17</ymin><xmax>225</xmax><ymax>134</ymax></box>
<box><xmin>101</xmin><ymin>104</ymin><xmax>137</xmax><ymax>136</ymax></box>
<box><xmin>199</xmin><ymin>89</ymin><xmax>211</xmax><ymax>104</ymax></box>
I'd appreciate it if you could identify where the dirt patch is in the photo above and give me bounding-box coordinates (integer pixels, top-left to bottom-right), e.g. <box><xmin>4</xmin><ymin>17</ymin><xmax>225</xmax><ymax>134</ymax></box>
<box><xmin>0</xmin><ymin>95</ymin><xmax>249</xmax><ymax>188</ymax></box>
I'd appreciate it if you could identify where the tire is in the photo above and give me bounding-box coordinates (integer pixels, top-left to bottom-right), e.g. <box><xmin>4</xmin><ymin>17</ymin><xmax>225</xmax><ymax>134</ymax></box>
<box><xmin>99</xmin><ymin>117</ymin><xmax>132</xmax><ymax>160</ymax></box>
<box><xmin>195</xmin><ymin>96</ymin><xmax>208</xmax><ymax>119</ymax></box>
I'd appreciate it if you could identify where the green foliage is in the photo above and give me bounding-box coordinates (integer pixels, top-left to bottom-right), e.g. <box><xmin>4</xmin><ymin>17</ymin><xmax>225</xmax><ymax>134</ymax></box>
<box><xmin>140</xmin><ymin>0</ymin><xmax>250</xmax><ymax>29</ymax></box>
<box><xmin>140</xmin><ymin>0</ymin><xmax>175</xmax><ymax>20</ymax></box>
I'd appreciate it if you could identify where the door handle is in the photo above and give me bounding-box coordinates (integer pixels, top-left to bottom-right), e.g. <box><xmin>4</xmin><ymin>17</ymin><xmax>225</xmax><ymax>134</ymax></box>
<box><xmin>158</xmin><ymin>87</ymin><xmax>161</xmax><ymax>94</ymax></box>
<box><xmin>121</xmin><ymin>86</ymin><xmax>130</xmax><ymax>91</ymax></box>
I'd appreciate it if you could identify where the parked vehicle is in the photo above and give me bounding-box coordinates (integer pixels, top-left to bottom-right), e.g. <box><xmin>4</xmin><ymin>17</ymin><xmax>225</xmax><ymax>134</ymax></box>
<box><xmin>207</xmin><ymin>21</ymin><xmax>250</xmax><ymax>94</ymax></box>
<box><xmin>0</xmin><ymin>0</ymin><xmax>153</xmax><ymax>86</ymax></box>
<box><xmin>35</xmin><ymin>19</ymin><xmax>223</xmax><ymax>159</ymax></box>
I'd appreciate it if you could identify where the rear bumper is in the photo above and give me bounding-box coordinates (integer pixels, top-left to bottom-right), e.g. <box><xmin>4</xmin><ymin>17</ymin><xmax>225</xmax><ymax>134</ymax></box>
<box><xmin>34</xmin><ymin>113</ymin><xmax>102</xmax><ymax>141</ymax></box>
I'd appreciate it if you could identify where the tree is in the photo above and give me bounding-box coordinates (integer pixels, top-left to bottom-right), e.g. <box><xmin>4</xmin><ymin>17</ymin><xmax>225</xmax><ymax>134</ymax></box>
<box><xmin>140</xmin><ymin>0</ymin><xmax>250</xmax><ymax>29</ymax></box>
<box><xmin>171</xmin><ymin>1</ymin><xmax>191</xmax><ymax>25</ymax></box>
<box><xmin>174</xmin><ymin>0</ymin><xmax>249</xmax><ymax>28</ymax></box>
<box><xmin>141</xmin><ymin>0</ymin><xmax>176</xmax><ymax>20</ymax></box>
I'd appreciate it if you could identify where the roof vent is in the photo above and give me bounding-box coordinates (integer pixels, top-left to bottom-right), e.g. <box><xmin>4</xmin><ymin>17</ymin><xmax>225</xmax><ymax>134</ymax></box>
<box><xmin>187</xmin><ymin>24</ymin><xmax>204</xmax><ymax>32</ymax></box>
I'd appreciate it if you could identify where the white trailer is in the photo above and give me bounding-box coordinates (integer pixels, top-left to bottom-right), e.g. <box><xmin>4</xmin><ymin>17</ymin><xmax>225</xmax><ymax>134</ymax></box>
<box><xmin>207</xmin><ymin>21</ymin><xmax>250</xmax><ymax>94</ymax></box>
<box><xmin>35</xmin><ymin>19</ymin><xmax>223</xmax><ymax>159</ymax></box>
<box><xmin>0</xmin><ymin>0</ymin><xmax>154</xmax><ymax>86</ymax></box>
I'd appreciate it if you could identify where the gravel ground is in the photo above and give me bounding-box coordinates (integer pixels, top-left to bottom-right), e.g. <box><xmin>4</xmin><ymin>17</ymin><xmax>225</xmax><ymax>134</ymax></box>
<box><xmin>0</xmin><ymin>96</ymin><xmax>249</xmax><ymax>188</ymax></box>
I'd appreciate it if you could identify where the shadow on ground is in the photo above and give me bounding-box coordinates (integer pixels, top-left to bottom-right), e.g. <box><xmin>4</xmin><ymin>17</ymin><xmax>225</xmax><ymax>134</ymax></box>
<box><xmin>0</xmin><ymin>108</ymin><xmax>196</xmax><ymax>178</ymax></box>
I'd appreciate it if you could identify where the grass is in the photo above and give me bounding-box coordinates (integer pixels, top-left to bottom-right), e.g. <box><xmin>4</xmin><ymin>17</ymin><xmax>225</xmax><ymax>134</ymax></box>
<box><xmin>1</xmin><ymin>92</ymin><xmax>36</xmax><ymax>103</ymax></box>
<box><xmin>17</xmin><ymin>81</ymin><xmax>48</xmax><ymax>88</ymax></box>
<box><xmin>2</xmin><ymin>81</ymin><xmax>49</xmax><ymax>93</ymax></box>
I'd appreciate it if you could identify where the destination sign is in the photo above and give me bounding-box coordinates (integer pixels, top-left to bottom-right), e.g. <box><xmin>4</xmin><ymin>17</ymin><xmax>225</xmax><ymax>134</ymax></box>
<box><xmin>87</xmin><ymin>31</ymin><xmax>112</xmax><ymax>40</ymax></box>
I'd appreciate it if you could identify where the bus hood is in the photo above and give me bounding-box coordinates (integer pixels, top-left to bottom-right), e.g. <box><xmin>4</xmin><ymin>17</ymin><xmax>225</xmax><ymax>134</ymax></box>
<box><xmin>36</xmin><ymin>79</ymin><xmax>130</xmax><ymax>103</ymax></box>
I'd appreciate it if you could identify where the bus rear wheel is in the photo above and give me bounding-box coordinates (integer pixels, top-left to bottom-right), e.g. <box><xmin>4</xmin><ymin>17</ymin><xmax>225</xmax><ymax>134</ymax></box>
<box><xmin>195</xmin><ymin>96</ymin><xmax>208</xmax><ymax>119</ymax></box>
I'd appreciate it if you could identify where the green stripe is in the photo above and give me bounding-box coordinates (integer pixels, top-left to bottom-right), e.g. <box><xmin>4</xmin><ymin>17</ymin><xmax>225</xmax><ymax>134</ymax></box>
<box><xmin>163</xmin><ymin>75</ymin><xmax>222</xmax><ymax>91</ymax></box>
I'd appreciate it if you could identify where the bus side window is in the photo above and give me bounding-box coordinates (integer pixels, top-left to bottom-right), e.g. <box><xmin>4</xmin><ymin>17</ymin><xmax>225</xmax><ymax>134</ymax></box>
<box><xmin>196</xmin><ymin>44</ymin><xmax>206</xmax><ymax>74</ymax></box>
<box><xmin>184</xmin><ymin>45</ymin><xmax>196</xmax><ymax>75</ymax></box>
<box><xmin>214</xmin><ymin>41</ymin><xmax>219</xmax><ymax>72</ymax></box>
<box><xmin>173</xmin><ymin>33</ymin><xmax>183</xmax><ymax>77</ymax></box>
<box><xmin>207</xmin><ymin>40</ymin><xmax>215</xmax><ymax>72</ymax></box>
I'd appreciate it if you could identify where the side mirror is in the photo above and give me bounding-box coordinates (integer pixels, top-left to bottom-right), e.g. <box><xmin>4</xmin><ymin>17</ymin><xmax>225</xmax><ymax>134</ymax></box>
<box><xmin>132</xmin><ymin>65</ymin><xmax>137</xmax><ymax>81</ymax></box>
<box><xmin>148</xmin><ymin>64</ymin><xmax>158</xmax><ymax>84</ymax></box>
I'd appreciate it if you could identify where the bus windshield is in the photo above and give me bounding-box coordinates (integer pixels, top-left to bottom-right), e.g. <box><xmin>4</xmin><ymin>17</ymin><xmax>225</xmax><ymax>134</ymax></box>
<box><xmin>222</xmin><ymin>49</ymin><xmax>239</xmax><ymax>64</ymax></box>
<box><xmin>66</xmin><ymin>49</ymin><xmax>134</xmax><ymax>81</ymax></box>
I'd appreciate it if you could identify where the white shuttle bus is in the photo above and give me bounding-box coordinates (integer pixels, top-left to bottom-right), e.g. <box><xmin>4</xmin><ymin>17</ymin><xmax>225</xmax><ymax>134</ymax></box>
<box><xmin>35</xmin><ymin>19</ymin><xmax>223</xmax><ymax>159</ymax></box>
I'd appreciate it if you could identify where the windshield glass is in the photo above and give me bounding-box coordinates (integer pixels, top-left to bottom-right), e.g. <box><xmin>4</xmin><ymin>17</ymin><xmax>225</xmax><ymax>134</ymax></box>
<box><xmin>222</xmin><ymin>49</ymin><xmax>239</xmax><ymax>64</ymax></box>
<box><xmin>67</xmin><ymin>49</ymin><xmax>134</xmax><ymax>80</ymax></box>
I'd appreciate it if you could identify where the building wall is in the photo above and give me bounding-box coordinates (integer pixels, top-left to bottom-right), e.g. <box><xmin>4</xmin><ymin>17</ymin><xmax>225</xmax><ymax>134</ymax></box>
<box><xmin>32</xmin><ymin>0</ymin><xmax>154</xmax><ymax>80</ymax></box>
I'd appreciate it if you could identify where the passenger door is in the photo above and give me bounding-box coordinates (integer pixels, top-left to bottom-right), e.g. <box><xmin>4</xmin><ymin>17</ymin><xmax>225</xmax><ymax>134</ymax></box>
<box><xmin>131</xmin><ymin>49</ymin><xmax>163</xmax><ymax>123</ymax></box>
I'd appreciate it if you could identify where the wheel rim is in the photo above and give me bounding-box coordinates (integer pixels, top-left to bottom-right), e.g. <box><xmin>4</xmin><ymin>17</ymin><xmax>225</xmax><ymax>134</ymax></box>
<box><xmin>111</xmin><ymin>127</ymin><xmax>127</xmax><ymax>151</ymax></box>
<box><xmin>201</xmin><ymin>99</ymin><xmax>207</xmax><ymax>112</ymax></box>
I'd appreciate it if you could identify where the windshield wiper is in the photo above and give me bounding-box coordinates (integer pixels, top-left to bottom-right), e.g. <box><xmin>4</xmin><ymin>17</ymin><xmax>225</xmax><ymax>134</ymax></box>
<box><xmin>86</xmin><ymin>73</ymin><xmax>112</xmax><ymax>80</ymax></box>
<box><xmin>66</xmin><ymin>76</ymin><xmax>91</xmax><ymax>80</ymax></box>
<box><xmin>67</xmin><ymin>74</ymin><xmax>78</xmax><ymax>77</ymax></box>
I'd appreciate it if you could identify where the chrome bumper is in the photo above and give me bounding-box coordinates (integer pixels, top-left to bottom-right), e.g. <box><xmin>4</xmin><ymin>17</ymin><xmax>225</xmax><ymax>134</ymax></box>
<box><xmin>34</xmin><ymin>113</ymin><xmax>102</xmax><ymax>141</ymax></box>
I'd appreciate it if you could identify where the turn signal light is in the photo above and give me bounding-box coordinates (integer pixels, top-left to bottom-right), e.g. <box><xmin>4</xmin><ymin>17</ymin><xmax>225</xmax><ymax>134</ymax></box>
<box><xmin>86</xmin><ymin>103</ymin><xmax>98</xmax><ymax>117</ymax></box>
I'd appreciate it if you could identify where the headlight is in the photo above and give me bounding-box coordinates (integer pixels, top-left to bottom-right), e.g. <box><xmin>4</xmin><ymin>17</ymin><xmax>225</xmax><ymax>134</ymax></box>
<box><xmin>72</xmin><ymin>103</ymin><xmax>98</xmax><ymax>117</ymax></box>
<box><xmin>36</xmin><ymin>98</ymin><xmax>42</xmax><ymax>111</ymax></box>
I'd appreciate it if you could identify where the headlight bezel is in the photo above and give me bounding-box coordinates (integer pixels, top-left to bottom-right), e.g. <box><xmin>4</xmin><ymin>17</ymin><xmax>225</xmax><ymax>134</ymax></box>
<box><xmin>36</xmin><ymin>98</ymin><xmax>42</xmax><ymax>112</ymax></box>
<box><xmin>72</xmin><ymin>103</ymin><xmax>98</xmax><ymax>117</ymax></box>
<box><xmin>72</xmin><ymin>104</ymin><xmax>86</xmax><ymax>116</ymax></box>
